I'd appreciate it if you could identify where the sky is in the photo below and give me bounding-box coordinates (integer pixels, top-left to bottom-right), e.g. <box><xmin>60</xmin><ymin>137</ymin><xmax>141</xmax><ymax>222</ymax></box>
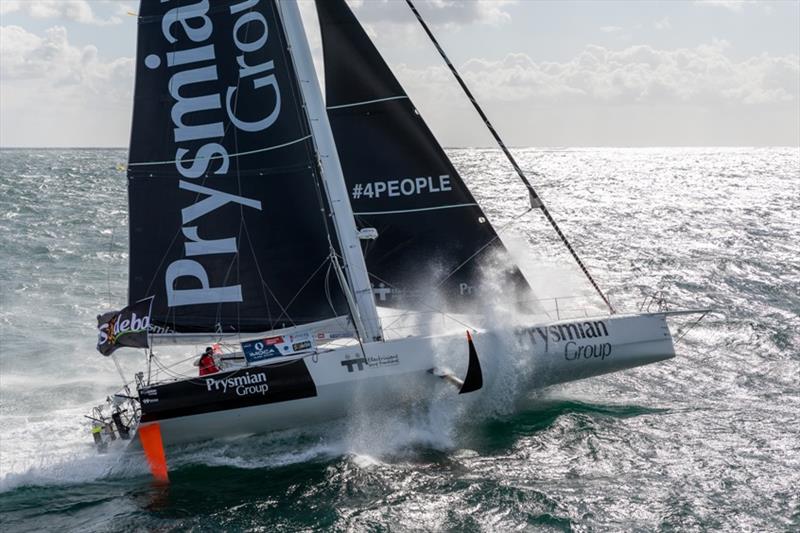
<box><xmin>0</xmin><ymin>0</ymin><xmax>798</xmax><ymax>147</ymax></box>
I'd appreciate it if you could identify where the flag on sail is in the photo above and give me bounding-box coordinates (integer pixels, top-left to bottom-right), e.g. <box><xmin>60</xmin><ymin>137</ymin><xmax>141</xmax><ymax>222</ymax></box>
<box><xmin>97</xmin><ymin>297</ymin><xmax>154</xmax><ymax>356</ymax></box>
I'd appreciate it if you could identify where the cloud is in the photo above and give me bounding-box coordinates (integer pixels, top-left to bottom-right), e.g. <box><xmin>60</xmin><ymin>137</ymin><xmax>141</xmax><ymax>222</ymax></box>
<box><xmin>0</xmin><ymin>0</ymin><xmax>121</xmax><ymax>26</ymax></box>
<box><xmin>349</xmin><ymin>0</ymin><xmax>516</xmax><ymax>27</ymax></box>
<box><xmin>0</xmin><ymin>25</ymin><xmax>133</xmax><ymax>146</ymax></box>
<box><xmin>395</xmin><ymin>40</ymin><xmax>799</xmax><ymax>107</ymax></box>
<box><xmin>600</xmin><ymin>26</ymin><xmax>623</xmax><ymax>33</ymax></box>
<box><xmin>654</xmin><ymin>17</ymin><xmax>671</xmax><ymax>31</ymax></box>
<box><xmin>0</xmin><ymin>25</ymin><xmax>132</xmax><ymax>88</ymax></box>
<box><xmin>694</xmin><ymin>0</ymin><xmax>773</xmax><ymax>14</ymax></box>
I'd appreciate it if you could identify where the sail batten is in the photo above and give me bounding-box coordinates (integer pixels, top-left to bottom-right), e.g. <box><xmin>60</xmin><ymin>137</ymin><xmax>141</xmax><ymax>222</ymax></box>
<box><xmin>326</xmin><ymin>96</ymin><xmax>409</xmax><ymax>110</ymax></box>
<box><xmin>353</xmin><ymin>203</ymin><xmax>479</xmax><ymax>216</ymax></box>
<box><xmin>128</xmin><ymin>135</ymin><xmax>313</xmax><ymax>167</ymax></box>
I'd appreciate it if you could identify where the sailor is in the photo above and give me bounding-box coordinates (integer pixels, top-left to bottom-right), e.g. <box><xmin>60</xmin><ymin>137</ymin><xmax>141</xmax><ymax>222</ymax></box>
<box><xmin>195</xmin><ymin>346</ymin><xmax>220</xmax><ymax>376</ymax></box>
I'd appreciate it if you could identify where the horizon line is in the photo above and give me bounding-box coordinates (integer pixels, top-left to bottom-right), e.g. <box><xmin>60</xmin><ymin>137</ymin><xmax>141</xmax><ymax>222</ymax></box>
<box><xmin>1</xmin><ymin>145</ymin><xmax>799</xmax><ymax>150</ymax></box>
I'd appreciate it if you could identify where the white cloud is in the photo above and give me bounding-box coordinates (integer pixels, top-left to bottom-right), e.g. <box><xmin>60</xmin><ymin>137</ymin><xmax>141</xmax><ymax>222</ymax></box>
<box><xmin>0</xmin><ymin>25</ymin><xmax>133</xmax><ymax>146</ymax></box>
<box><xmin>0</xmin><ymin>0</ymin><xmax>121</xmax><ymax>26</ymax></box>
<box><xmin>654</xmin><ymin>17</ymin><xmax>671</xmax><ymax>31</ymax></box>
<box><xmin>395</xmin><ymin>40</ymin><xmax>799</xmax><ymax>107</ymax></box>
<box><xmin>694</xmin><ymin>0</ymin><xmax>773</xmax><ymax>14</ymax></box>
<box><xmin>0</xmin><ymin>25</ymin><xmax>132</xmax><ymax>89</ymax></box>
<box><xmin>349</xmin><ymin>0</ymin><xmax>516</xmax><ymax>27</ymax></box>
<box><xmin>600</xmin><ymin>26</ymin><xmax>623</xmax><ymax>33</ymax></box>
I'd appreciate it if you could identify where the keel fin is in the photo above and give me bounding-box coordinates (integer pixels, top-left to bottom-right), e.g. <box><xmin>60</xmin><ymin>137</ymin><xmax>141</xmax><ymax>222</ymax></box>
<box><xmin>459</xmin><ymin>331</ymin><xmax>483</xmax><ymax>394</ymax></box>
<box><xmin>139</xmin><ymin>423</ymin><xmax>169</xmax><ymax>483</ymax></box>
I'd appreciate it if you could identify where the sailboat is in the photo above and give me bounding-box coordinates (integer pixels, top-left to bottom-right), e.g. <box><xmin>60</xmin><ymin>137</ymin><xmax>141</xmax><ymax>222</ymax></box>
<box><xmin>89</xmin><ymin>0</ymin><xmax>707</xmax><ymax>481</ymax></box>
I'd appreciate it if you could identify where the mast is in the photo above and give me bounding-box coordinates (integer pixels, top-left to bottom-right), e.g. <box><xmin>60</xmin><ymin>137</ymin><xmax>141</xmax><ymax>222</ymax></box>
<box><xmin>276</xmin><ymin>0</ymin><xmax>383</xmax><ymax>342</ymax></box>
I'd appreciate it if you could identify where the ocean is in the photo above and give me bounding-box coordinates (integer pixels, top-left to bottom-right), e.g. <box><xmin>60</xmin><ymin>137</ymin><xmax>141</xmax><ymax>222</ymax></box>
<box><xmin>1</xmin><ymin>147</ymin><xmax>798</xmax><ymax>531</ymax></box>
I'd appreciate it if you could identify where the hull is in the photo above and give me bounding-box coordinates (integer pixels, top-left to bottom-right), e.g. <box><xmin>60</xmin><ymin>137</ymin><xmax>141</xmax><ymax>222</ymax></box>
<box><xmin>137</xmin><ymin>312</ymin><xmax>675</xmax><ymax>446</ymax></box>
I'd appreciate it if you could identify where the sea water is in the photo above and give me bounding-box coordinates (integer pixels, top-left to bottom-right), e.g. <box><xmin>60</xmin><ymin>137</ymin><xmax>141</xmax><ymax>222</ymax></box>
<box><xmin>0</xmin><ymin>147</ymin><xmax>798</xmax><ymax>531</ymax></box>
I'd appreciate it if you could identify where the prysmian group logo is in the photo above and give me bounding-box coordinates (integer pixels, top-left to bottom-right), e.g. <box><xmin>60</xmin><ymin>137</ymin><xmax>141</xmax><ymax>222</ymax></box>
<box><xmin>148</xmin><ymin>0</ymin><xmax>282</xmax><ymax>310</ymax></box>
<box><xmin>205</xmin><ymin>372</ymin><xmax>269</xmax><ymax>397</ymax></box>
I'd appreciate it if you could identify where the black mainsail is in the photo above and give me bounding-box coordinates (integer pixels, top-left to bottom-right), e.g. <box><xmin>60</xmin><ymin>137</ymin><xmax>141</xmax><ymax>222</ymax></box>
<box><xmin>316</xmin><ymin>0</ymin><xmax>531</xmax><ymax>309</ymax></box>
<box><xmin>128</xmin><ymin>0</ymin><xmax>347</xmax><ymax>335</ymax></box>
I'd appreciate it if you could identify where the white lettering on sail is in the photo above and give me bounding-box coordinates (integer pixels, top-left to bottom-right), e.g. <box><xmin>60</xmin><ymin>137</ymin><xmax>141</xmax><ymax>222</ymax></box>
<box><xmin>176</xmin><ymin>143</ymin><xmax>229</xmax><ymax>178</ymax></box>
<box><xmin>179</xmin><ymin>181</ymin><xmax>262</xmax><ymax>224</ymax></box>
<box><xmin>351</xmin><ymin>175</ymin><xmax>453</xmax><ymax>200</ymax></box>
<box><xmin>226</xmin><ymin>75</ymin><xmax>281</xmax><ymax>132</ymax></box>
<box><xmin>167</xmin><ymin>44</ymin><xmax>215</xmax><ymax>68</ymax></box>
<box><xmin>225</xmin><ymin>4</ymin><xmax>281</xmax><ymax>132</ymax></box>
<box><xmin>162</xmin><ymin>0</ymin><xmax>212</xmax><ymax>44</ymax></box>
<box><xmin>182</xmin><ymin>227</ymin><xmax>237</xmax><ymax>257</ymax></box>
<box><xmin>166</xmin><ymin>260</ymin><xmax>243</xmax><ymax>307</ymax></box>
<box><xmin>150</xmin><ymin>0</ymin><xmax>279</xmax><ymax>310</ymax></box>
<box><xmin>169</xmin><ymin>66</ymin><xmax>224</xmax><ymax>143</ymax></box>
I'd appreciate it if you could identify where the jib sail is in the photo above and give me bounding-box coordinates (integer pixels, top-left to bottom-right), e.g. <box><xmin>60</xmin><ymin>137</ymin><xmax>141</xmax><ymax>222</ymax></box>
<box><xmin>316</xmin><ymin>0</ymin><xmax>530</xmax><ymax>309</ymax></box>
<box><xmin>127</xmin><ymin>0</ymin><xmax>347</xmax><ymax>336</ymax></box>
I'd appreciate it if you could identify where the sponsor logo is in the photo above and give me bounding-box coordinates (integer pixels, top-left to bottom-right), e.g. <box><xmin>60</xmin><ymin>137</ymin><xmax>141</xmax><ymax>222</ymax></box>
<box><xmin>97</xmin><ymin>312</ymin><xmax>150</xmax><ymax>346</ymax></box>
<box><xmin>242</xmin><ymin>332</ymin><xmax>315</xmax><ymax>363</ymax></box>
<box><xmin>147</xmin><ymin>0</ymin><xmax>283</xmax><ymax>309</ymax></box>
<box><xmin>341</xmin><ymin>357</ymin><xmax>366</xmax><ymax>373</ymax></box>
<box><xmin>316</xmin><ymin>331</ymin><xmax>351</xmax><ymax>341</ymax></box>
<box><xmin>148</xmin><ymin>324</ymin><xmax>176</xmax><ymax>335</ymax></box>
<box><xmin>522</xmin><ymin>320</ymin><xmax>613</xmax><ymax>362</ymax></box>
<box><xmin>351</xmin><ymin>175</ymin><xmax>452</xmax><ymax>200</ymax></box>
<box><xmin>373</xmin><ymin>282</ymin><xmax>477</xmax><ymax>301</ymax></box>
<box><xmin>459</xmin><ymin>283</ymin><xmax>475</xmax><ymax>296</ymax></box>
<box><xmin>525</xmin><ymin>320</ymin><xmax>609</xmax><ymax>345</ymax></box>
<box><xmin>564</xmin><ymin>341</ymin><xmax>612</xmax><ymax>361</ymax></box>
<box><xmin>341</xmin><ymin>353</ymin><xmax>399</xmax><ymax>373</ymax></box>
<box><xmin>205</xmin><ymin>371</ymin><xmax>269</xmax><ymax>396</ymax></box>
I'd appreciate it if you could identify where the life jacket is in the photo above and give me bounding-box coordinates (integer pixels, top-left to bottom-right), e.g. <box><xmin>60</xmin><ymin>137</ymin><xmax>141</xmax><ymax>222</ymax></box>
<box><xmin>198</xmin><ymin>353</ymin><xmax>219</xmax><ymax>376</ymax></box>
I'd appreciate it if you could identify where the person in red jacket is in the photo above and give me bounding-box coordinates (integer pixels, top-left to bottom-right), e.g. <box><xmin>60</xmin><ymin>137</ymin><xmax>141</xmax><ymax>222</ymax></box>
<box><xmin>196</xmin><ymin>346</ymin><xmax>219</xmax><ymax>376</ymax></box>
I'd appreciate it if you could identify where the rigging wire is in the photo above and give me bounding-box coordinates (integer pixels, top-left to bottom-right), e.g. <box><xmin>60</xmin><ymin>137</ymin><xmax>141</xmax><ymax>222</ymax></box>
<box><xmin>105</xmin><ymin>225</ymin><xmax>115</xmax><ymax>305</ymax></box>
<box><xmin>404</xmin><ymin>0</ymin><xmax>615</xmax><ymax>314</ymax></box>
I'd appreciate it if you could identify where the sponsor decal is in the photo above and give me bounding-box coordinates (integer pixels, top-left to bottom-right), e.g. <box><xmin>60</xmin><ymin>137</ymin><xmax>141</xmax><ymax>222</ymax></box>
<box><xmin>205</xmin><ymin>371</ymin><xmax>269</xmax><ymax>397</ymax></box>
<box><xmin>147</xmin><ymin>0</ymin><xmax>282</xmax><ymax>309</ymax></box>
<box><xmin>316</xmin><ymin>331</ymin><xmax>351</xmax><ymax>341</ymax></box>
<box><xmin>371</xmin><ymin>283</ymin><xmax>424</xmax><ymax>302</ymax></box>
<box><xmin>525</xmin><ymin>320</ymin><xmax>610</xmax><ymax>345</ymax></box>
<box><xmin>341</xmin><ymin>357</ymin><xmax>366</xmax><ymax>373</ymax></box>
<box><xmin>351</xmin><ymin>175</ymin><xmax>452</xmax><ymax>200</ymax></box>
<box><xmin>139</xmin><ymin>360</ymin><xmax>317</xmax><ymax>423</ymax></box>
<box><xmin>292</xmin><ymin>340</ymin><xmax>312</xmax><ymax>351</ymax></box>
<box><xmin>96</xmin><ymin>297</ymin><xmax>154</xmax><ymax>355</ymax></box>
<box><xmin>564</xmin><ymin>341</ymin><xmax>612</xmax><ymax>361</ymax></box>
<box><xmin>459</xmin><ymin>283</ymin><xmax>475</xmax><ymax>296</ymax></box>
<box><xmin>522</xmin><ymin>320</ymin><xmax>613</xmax><ymax>362</ymax></box>
<box><xmin>242</xmin><ymin>332</ymin><xmax>315</xmax><ymax>363</ymax></box>
<box><xmin>341</xmin><ymin>353</ymin><xmax>399</xmax><ymax>373</ymax></box>
<box><xmin>373</xmin><ymin>282</ymin><xmax>477</xmax><ymax>302</ymax></box>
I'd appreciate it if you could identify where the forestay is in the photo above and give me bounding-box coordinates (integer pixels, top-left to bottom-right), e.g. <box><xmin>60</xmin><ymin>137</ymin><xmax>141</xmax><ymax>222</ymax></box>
<box><xmin>316</xmin><ymin>0</ymin><xmax>531</xmax><ymax>309</ymax></box>
<box><xmin>127</xmin><ymin>0</ymin><xmax>347</xmax><ymax>336</ymax></box>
